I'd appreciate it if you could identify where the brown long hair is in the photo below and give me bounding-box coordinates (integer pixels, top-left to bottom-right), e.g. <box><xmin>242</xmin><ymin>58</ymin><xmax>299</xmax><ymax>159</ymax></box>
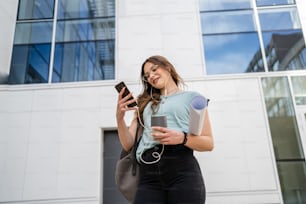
<box><xmin>137</xmin><ymin>55</ymin><xmax>184</xmax><ymax>121</ymax></box>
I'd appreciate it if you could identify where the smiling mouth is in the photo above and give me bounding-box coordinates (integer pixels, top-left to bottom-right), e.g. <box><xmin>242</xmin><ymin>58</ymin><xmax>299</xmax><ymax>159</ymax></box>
<box><xmin>152</xmin><ymin>78</ymin><xmax>159</xmax><ymax>84</ymax></box>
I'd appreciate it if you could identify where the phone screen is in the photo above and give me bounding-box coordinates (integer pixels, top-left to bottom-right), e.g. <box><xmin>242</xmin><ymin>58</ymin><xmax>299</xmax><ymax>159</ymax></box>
<box><xmin>115</xmin><ymin>81</ymin><xmax>137</xmax><ymax>107</ymax></box>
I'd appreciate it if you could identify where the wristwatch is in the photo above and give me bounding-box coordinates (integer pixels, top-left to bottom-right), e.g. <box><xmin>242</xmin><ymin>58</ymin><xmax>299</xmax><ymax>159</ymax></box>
<box><xmin>182</xmin><ymin>131</ymin><xmax>188</xmax><ymax>145</ymax></box>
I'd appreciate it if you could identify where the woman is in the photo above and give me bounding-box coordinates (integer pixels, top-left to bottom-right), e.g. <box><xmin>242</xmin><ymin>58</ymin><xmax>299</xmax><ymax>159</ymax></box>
<box><xmin>116</xmin><ymin>55</ymin><xmax>214</xmax><ymax>204</ymax></box>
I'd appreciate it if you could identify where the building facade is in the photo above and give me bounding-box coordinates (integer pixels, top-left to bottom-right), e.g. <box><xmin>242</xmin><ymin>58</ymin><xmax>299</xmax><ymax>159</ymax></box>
<box><xmin>0</xmin><ymin>0</ymin><xmax>306</xmax><ymax>204</ymax></box>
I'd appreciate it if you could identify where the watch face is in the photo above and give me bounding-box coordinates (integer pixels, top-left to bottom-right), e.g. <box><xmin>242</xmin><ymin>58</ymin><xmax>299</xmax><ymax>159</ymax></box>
<box><xmin>182</xmin><ymin>132</ymin><xmax>188</xmax><ymax>145</ymax></box>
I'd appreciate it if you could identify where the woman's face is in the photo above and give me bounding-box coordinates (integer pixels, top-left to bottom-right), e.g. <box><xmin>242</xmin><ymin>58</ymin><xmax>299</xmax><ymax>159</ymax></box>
<box><xmin>143</xmin><ymin>62</ymin><xmax>171</xmax><ymax>89</ymax></box>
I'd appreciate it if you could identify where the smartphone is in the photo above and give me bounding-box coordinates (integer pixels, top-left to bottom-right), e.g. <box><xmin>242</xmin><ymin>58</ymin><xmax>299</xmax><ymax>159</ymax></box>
<box><xmin>115</xmin><ymin>81</ymin><xmax>137</xmax><ymax>107</ymax></box>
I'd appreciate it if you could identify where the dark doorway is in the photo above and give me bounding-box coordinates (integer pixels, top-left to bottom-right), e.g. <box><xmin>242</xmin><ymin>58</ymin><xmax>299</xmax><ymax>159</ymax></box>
<box><xmin>103</xmin><ymin>130</ymin><xmax>129</xmax><ymax>204</ymax></box>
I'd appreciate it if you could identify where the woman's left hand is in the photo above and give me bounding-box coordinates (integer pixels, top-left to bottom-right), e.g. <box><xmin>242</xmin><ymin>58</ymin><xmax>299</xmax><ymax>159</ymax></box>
<box><xmin>151</xmin><ymin>127</ymin><xmax>184</xmax><ymax>145</ymax></box>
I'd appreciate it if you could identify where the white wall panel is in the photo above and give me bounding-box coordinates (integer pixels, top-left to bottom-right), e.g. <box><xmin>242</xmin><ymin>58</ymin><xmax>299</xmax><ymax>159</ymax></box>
<box><xmin>191</xmin><ymin>78</ymin><xmax>281</xmax><ymax>203</ymax></box>
<box><xmin>0</xmin><ymin>85</ymin><xmax>103</xmax><ymax>203</ymax></box>
<box><xmin>0</xmin><ymin>90</ymin><xmax>33</xmax><ymax>112</ymax></box>
<box><xmin>117</xmin><ymin>0</ymin><xmax>204</xmax><ymax>81</ymax></box>
<box><xmin>161</xmin><ymin>13</ymin><xmax>204</xmax><ymax>78</ymax></box>
<box><xmin>0</xmin><ymin>0</ymin><xmax>18</xmax><ymax>83</ymax></box>
<box><xmin>117</xmin><ymin>15</ymin><xmax>162</xmax><ymax>81</ymax></box>
<box><xmin>0</xmin><ymin>77</ymin><xmax>283</xmax><ymax>203</ymax></box>
<box><xmin>32</xmin><ymin>89</ymin><xmax>63</xmax><ymax>111</ymax></box>
<box><xmin>0</xmin><ymin>111</ymin><xmax>31</xmax><ymax>201</ymax></box>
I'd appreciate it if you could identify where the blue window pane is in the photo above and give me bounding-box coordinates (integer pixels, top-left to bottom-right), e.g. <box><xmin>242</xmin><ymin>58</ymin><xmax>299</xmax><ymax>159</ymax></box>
<box><xmin>52</xmin><ymin>40</ymin><xmax>114</xmax><ymax>82</ymax></box>
<box><xmin>18</xmin><ymin>0</ymin><xmax>54</xmax><ymax>20</ymax></box>
<box><xmin>259</xmin><ymin>7</ymin><xmax>301</xmax><ymax>31</ymax></box>
<box><xmin>9</xmin><ymin>44</ymin><xmax>50</xmax><ymax>84</ymax></box>
<box><xmin>14</xmin><ymin>22</ymin><xmax>53</xmax><ymax>44</ymax></box>
<box><xmin>262</xmin><ymin>30</ymin><xmax>306</xmax><ymax>71</ymax></box>
<box><xmin>56</xmin><ymin>18</ymin><xmax>115</xmax><ymax>42</ymax></box>
<box><xmin>200</xmin><ymin>0</ymin><xmax>252</xmax><ymax>11</ymax></box>
<box><xmin>201</xmin><ymin>10</ymin><xmax>256</xmax><ymax>34</ymax></box>
<box><xmin>58</xmin><ymin>0</ymin><xmax>115</xmax><ymax>19</ymax></box>
<box><xmin>256</xmin><ymin>0</ymin><xmax>295</xmax><ymax>6</ymax></box>
<box><xmin>204</xmin><ymin>33</ymin><xmax>263</xmax><ymax>74</ymax></box>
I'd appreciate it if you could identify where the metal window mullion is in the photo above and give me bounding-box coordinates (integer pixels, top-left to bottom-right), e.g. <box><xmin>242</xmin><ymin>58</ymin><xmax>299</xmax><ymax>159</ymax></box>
<box><xmin>252</xmin><ymin>0</ymin><xmax>269</xmax><ymax>73</ymax></box>
<box><xmin>48</xmin><ymin>0</ymin><xmax>59</xmax><ymax>83</ymax></box>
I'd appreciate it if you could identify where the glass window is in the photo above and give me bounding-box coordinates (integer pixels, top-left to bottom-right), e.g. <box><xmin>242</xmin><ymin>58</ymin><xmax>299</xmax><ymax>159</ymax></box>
<box><xmin>200</xmin><ymin>0</ymin><xmax>304</xmax><ymax>75</ymax></box>
<box><xmin>262</xmin><ymin>77</ymin><xmax>304</xmax><ymax>159</ymax></box>
<box><xmin>9</xmin><ymin>44</ymin><xmax>51</xmax><ymax>84</ymax></box>
<box><xmin>256</xmin><ymin>0</ymin><xmax>295</xmax><ymax>7</ymax></box>
<box><xmin>54</xmin><ymin>0</ymin><xmax>115</xmax><ymax>83</ymax></box>
<box><xmin>259</xmin><ymin>7</ymin><xmax>302</xmax><ymax>31</ymax></box>
<box><xmin>277</xmin><ymin>161</ymin><xmax>306</xmax><ymax>203</ymax></box>
<box><xmin>262</xmin><ymin>76</ymin><xmax>306</xmax><ymax>203</ymax></box>
<box><xmin>201</xmin><ymin>9</ymin><xmax>262</xmax><ymax>75</ymax></box>
<box><xmin>262</xmin><ymin>30</ymin><xmax>306</xmax><ymax>71</ymax></box>
<box><xmin>7</xmin><ymin>0</ymin><xmax>115</xmax><ymax>85</ymax></box>
<box><xmin>259</xmin><ymin>7</ymin><xmax>306</xmax><ymax>72</ymax></box>
<box><xmin>204</xmin><ymin>33</ymin><xmax>263</xmax><ymax>74</ymax></box>
<box><xmin>291</xmin><ymin>76</ymin><xmax>306</xmax><ymax>106</ymax></box>
<box><xmin>52</xmin><ymin>40</ymin><xmax>114</xmax><ymax>82</ymax></box>
<box><xmin>58</xmin><ymin>0</ymin><xmax>115</xmax><ymax>19</ymax></box>
<box><xmin>56</xmin><ymin>18</ymin><xmax>115</xmax><ymax>42</ymax></box>
<box><xmin>199</xmin><ymin>0</ymin><xmax>252</xmax><ymax>11</ymax></box>
<box><xmin>9</xmin><ymin>21</ymin><xmax>53</xmax><ymax>84</ymax></box>
<box><xmin>53</xmin><ymin>17</ymin><xmax>115</xmax><ymax>82</ymax></box>
<box><xmin>18</xmin><ymin>0</ymin><xmax>54</xmax><ymax>20</ymax></box>
<box><xmin>201</xmin><ymin>10</ymin><xmax>257</xmax><ymax>34</ymax></box>
<box><xmin>14</xmin><ymin>22</ymin><xmax>53</xmax><ymax>44</ymax></box>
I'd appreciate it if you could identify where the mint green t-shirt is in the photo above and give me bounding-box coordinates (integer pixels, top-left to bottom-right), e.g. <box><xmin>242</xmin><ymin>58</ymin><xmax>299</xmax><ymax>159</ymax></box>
<box><xmin>136</xmin><ymin>91</ymin><xmax>202</xmax><ymax>161</ymax></box>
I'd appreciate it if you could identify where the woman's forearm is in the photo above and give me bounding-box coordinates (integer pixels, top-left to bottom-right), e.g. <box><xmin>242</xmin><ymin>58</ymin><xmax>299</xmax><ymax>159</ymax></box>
<box><xmin>184</xmin><ymin>134</ymin><xmax>214</xmax><ymax>152</ymax></box>
<box><xmin>116</xmin><ymin>117</ymin><xmax>137</xmax><ymax>151</ymax></box>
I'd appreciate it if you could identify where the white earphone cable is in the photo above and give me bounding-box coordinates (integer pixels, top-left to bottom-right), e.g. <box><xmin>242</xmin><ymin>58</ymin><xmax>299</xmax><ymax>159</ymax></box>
<box><xmin>135</xmin><ymin>103</ymin><xmax>165</xmax><ymax>165</ymax></box>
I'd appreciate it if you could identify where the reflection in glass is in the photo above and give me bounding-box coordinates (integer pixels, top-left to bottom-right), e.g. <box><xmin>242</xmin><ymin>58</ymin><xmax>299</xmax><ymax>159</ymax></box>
<box><xmin>291</xmin><ymin>76</ymin><xmax>306</xmax><ymax>106</ymax></box>
<box><xmin>201</xmin><ymin>10</ymin><xmax>256</xmax><ymax>34</ymax></box>
<box><xmin>8</xmin><ymin>0</ymin><xmax>116</xmax><ymax>84</ymax></box>
<box><xmin>277</xmin><ymin>162</ymin><xmax>306</xmax><ymax>204</ymax></box>
<box><xmin>259</xmin><ymin>7</ymin><xmax>301</xmax><ymax>31</ymax></box>
<box><xmin>18</xmin><ymin>0</ymin><xmax>54</xmax><ymax>20</ymax></box>
<box><xmin>53</xmin><ymin>0</ymin><xmax>115</xmax><ymax>82</ymax></box>
<box><xmin>9</xmin><ymin>44</ymin><xmax>50</xmax><ymax>84</ymax></box>
<box><xmin>262</xmin><ymin>77</ymin><xmax>306</xmax><ymax>204</ymax></box>
<box><xmin>52</xmin><ymin>40</ymin><xmax>114</xmax><ymax>82</ymax></box>
<box><xmin>261</xmin><ymin>30</ymin><xmax>306</xmax><ymax>71</ymax></box>
<box><xmin>204</xmin><ymin>33</ymin><xmax>262</xmax><ymax>74</ymax></box>
<box><xmin>256</xmin><ymin>0</ymin><xmax>295</xmax><ymax>7</ymax></box>
<box><xmin>199</xmin><ymin>0</ymin><xmax>252</xmax><ymax>11</ymax></box>
<box><xmin>258</xmin><ymin>7</ymin><xmax>306</xmax><ymax>72</ymax></box>
<box><xmin>58</xmin><ymin>0</ymin><xmax>115</xmax><ymax>19</ymax></box>
<box><xmin>56</xmin><ymin>18</ymin><xmax>115</xmax><ymax>42</ymax></box>
<box><xmin>14</xmin><ymin>22</ymin><xmax>53</xmax><ymax>44</ymax></box>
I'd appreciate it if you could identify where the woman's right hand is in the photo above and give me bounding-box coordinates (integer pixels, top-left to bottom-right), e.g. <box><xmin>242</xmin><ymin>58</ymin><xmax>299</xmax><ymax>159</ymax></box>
<box><xmin>116</xmin><ymin>87</ymin><xmax>138</xmax><ymax>121</ymax></box>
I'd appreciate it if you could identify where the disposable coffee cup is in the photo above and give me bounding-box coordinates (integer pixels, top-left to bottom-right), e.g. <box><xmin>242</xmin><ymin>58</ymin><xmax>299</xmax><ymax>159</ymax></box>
<box><xmin>151</xmin><ymin>115</ymin><xmax>167</xmax><ymax>127</ymax></box>
<box><xmin>151</xmin><ymin>115</ymin><xmax>167</xmax><ymax>133</ymax></box>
